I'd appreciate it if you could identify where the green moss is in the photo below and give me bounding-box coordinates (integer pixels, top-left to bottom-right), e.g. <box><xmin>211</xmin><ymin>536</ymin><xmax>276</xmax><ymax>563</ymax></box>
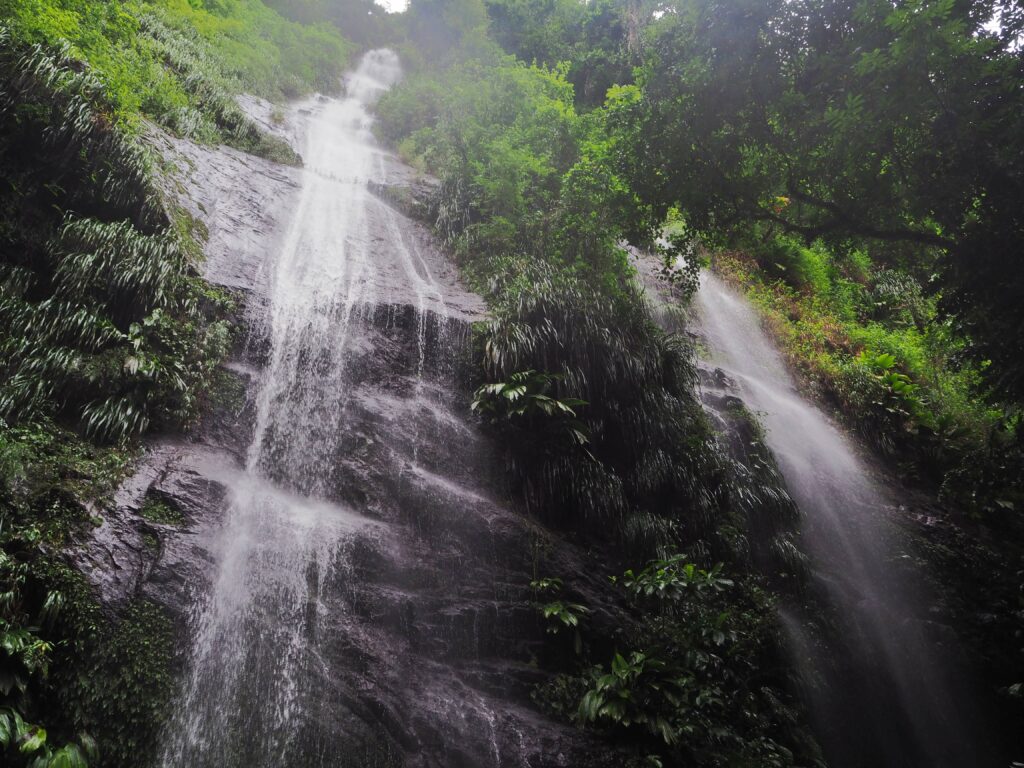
<box><xmin>237</xmin><ymin>131</ymin><xmax>303</xmax><ymax>165</ymax></box>
<box><xmin>172</xmin><ymin>208</ymin><xmax>210</xmax><ymax>260</ymax></box>
<box><xmin>77</xmin><ymin>598</ymin><xmax>177</xmax><ymax>768</ymax></box>
<box><xmin>139</xmin><ymin>496</ymin><xmax>184</xmax><ymax>526</ymax></box>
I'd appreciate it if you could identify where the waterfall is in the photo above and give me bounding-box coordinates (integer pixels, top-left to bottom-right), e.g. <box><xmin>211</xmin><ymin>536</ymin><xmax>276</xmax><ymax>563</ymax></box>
<box><xmin>158</xmin><ymin>50</ymin><xmax>415</xmax><ymax>768</ymax></box>
<box><xmin>148</xmin><ymin>47</ymin><xmax>621</xmax><ymax>768</ymax></box>
<box><xmin>692</xmin><ymin>271</ymin><xmax>991</xmax><ymax>767</ymax></box>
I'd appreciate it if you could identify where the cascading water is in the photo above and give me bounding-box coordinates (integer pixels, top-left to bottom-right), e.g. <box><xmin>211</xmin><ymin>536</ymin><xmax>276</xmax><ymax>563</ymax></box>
<box><xmin>158</xmin><ymin>50</ymin><xmax>427</xmax><ymax>768</ymax></box>
<box><xmin>126</xmin><ymin>39</ymin><xmax>644</xmax><ymax>768</ymax></box>
<box><xmin>691</xmin><ymin>270</ymin><xmax>992</xmax><ymax>767</ymax></box>
<box><xmin>152</xmin><ymin>48</ymin><xmax>612</xmax><ymax>768</ymax></box>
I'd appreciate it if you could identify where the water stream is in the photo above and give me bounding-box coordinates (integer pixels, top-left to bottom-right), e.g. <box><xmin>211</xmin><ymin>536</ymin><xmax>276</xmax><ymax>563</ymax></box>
<box><xmin>150</xmin><ymin>45</ymin><xmax>992</xmax><ymax>768</ymax></box>
<box><xmin>153</xmin><ymin>47</ymin><xmax>611</xmax><ymax>768</ymax></box>
<box><xmin>159</xmin><ymin>50</ymin><xmax>412</xmax><ymax>768</ymax></box>
<box><xmin>692</xmin><ymin>271</ymin><xmax>990</xmax><ymax>767</ymax></box>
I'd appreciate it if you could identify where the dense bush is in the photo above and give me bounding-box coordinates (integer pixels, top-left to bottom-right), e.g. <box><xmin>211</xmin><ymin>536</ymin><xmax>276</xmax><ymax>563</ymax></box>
<box><xmin>0</xmin><ymin>33</ymin><xmax>232</xmax><ymax>442</ymax></box>
<box><xmin>0</xmin><ymin>0</ymin><xmax>353</xmax><ymax>120</ymax></box>
<box><xmin>533</xmin><ymin>557</ymin><xmax>816</xmax><ymax>767</ymax></box>
<box><xmin>481</xmin><ymin>263</ymin><xmax>724</xmax><ymax>551</ymax></box>
<box><xmin>1</xmin><ymin>418</ymin><xmax>175</xmax><ymax>768</ymax></box>
<box><xmin>377</xmin><ymin>54</ymin><xmax>652</xmax><ymax>289</ymax></box>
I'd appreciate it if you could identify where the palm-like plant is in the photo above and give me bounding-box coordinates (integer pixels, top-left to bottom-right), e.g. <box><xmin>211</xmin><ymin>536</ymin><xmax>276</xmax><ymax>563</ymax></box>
<box><xmin>472</xmin><ymin>369</ymin><xmax>590</xmax><ymax>447</ymax></box>
<box><xmin>477</xmin><ymin>260</ymin><xmax>729</xmax><ymax>554</ymax></box>
<box><xmin>0</xmin><ymin>29</ymin><xmax>228</xmax><ymax>441</ymax></box>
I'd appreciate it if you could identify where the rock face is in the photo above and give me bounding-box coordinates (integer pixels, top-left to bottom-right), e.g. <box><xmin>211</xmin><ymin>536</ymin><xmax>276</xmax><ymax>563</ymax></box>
<box><xmin>73</xmin><ymin>55</ymin><xmax>625</xmax><ymax>768</ymax></box>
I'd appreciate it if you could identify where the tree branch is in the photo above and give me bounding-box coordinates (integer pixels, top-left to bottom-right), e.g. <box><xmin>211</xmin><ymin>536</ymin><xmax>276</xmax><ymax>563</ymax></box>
<box><xmin>773</xmin><ymin>185</ymin><xmax>954</xmax><ymax>247</ymax></box>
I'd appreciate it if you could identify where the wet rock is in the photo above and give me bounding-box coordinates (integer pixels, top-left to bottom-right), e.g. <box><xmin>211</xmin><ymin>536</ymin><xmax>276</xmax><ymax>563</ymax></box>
<box><xmin>77</xmin><ymin>99</ymin><xmax>628</xmax><ymax>768</ymax></box>
<box><xmin>368</xmin><ymin>175</ymin><xmax>440</xmax><ymax>224</ymax></box>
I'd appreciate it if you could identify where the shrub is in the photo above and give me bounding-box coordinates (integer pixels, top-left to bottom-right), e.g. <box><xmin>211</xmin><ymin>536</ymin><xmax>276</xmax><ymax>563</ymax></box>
<box><xmin>0</xmin><ymin>31</ymin><xmax>231</xmax><ymax>442</ymax></box>
<box><xmin>753</xmin><ymin>237</ymin><xmax>830</xmax><ymax>296</ymax></box>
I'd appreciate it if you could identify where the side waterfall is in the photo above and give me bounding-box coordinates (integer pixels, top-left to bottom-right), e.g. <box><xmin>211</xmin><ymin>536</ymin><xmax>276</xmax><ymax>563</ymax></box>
<box><xmin>692</xmin><ymin>271</ymin><xmax>991</xmax><ymax>767</ymax></box>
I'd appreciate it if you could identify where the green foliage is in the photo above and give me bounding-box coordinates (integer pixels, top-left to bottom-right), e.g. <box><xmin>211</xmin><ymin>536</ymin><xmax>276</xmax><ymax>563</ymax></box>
<box><xmin>0</xmin><ymin>32</ymin><xmax>233</xmax><ymax>442</ymax></box>
<box><xmin>378</xmin><ymin>56</ymin><xmax>582</xmax><ymax>262</ymax></box>
<box><xmin>479</xmin><ymin>262</ymin><xmax>728</xmax><ymax>554</ymax></box>
<box><xmin>0</xmin><ymin>514</ymin><xmax>100</xmax><ymax>768</ymax></box>
<box><xmin>482</xmin><ymin>0</ymin><xmax>637</xmax><ymax>107</ymax></box>
<box><xmin>135</xmin><ymin>11</ymin><xmax>301</xmax><ymax>162</ymax></box>
<box><xmin>610</xmin><ymin>0</ymin><xmax>1024</xmax><ymax>402</ymax></box>
<box><xmin>380</xmin><ymin>47</ymin><xmax>724</xmax><ymax>556</ymax></box>
<box><xmin>69</xmin><ymin>598</ymin><xmax>176</xmax><ymax>768</ymax></box>
<box><xmin>0</xmin><ymin>0</ymin><xmax>353</xmax><ymax>120</ymax></box>
<box><xmin>0</xmin><ymin>0</ymin><xmax>353</xmax><ymax>164</ymax></box>
<box><xmin>0</xmin><ymin>408</ymin><xmax>161</xmax><ymax>766</ymax></box>
<box><xmin>530</xmin><ymin>577</ymin><xmax>589</xmax><ymax>654</ymax></box>
<box><xmin>535</xmin><ymin>559</ymin><xmax>813</xmax><ymax>766</ymax></box>
<box><xmin>138</xmin><ymin>496</ymin><xmax>184</xmax><ymax>526</ymax></box>
<box><xmin>0</xmin><ymin>709</ymin><xmax>96</xmax><ymax>768</ymax></box>
<box><xmin>263</xmin><ymin>0</ymin><xmax>396</xmax><ymax>47</ymax></box>
<box><xmin>579</xmin><ymin>650</ymin><xmax>687</xmax><ymax>745</ymax></box>
<box><xmin>853</xmin><ymin>351</ymin><xmax>924</xmax><ymax>423</ymax></box>
<box><xmin>713</xmin><ymin>240</ymin><xmax>1022</xmax><ymax>520</ymax></box>
<box><xmin>618</xmin><ymin>556</ymin><xmax>733</xmax><ymax>608</ymax></box>
<box><xmin>472</xmin><ymin>370</ymin><xmax>590</xmax><ymax>449</ymax></box>
<box><xmin>653</xmin><ymin>230</ymin><xmax>702</xmax><ymax>301</ymax></box>
<box><xmin>405</xmin><ymin>0</ymin><xmax>492</xmax><ymax>63</ymax></box>
<box><xmin>754</xmin><ymin>238</ymin><xmax>831</xmax><ymax>297</ymax></box>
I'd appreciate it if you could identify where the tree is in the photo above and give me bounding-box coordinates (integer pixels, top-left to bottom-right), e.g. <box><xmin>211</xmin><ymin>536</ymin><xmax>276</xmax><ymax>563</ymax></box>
<box><xmin>611</xmin><ymin>0</ymin><xmax>1024</xmax><ymax>397</ymax></box>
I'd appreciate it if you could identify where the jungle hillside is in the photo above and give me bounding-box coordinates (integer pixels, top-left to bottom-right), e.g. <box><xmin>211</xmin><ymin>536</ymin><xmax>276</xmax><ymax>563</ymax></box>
<box><xmin>1</xmin><ymin>1</ymin><xmax>1022</xmax><ymax>767</ymax></box>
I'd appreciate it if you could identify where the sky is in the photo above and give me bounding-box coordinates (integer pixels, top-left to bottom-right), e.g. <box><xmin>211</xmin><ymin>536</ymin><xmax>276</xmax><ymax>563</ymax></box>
<box><xmin>374</xmin><ymin>0</ymin><xmax>408</xmax><ymax>11</ymax></box>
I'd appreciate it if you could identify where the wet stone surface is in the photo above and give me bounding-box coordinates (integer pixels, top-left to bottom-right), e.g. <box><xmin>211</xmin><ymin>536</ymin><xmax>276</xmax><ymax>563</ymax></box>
<box><xmin>74</xmin><ymin>70</ymin><xmax>627</xmax><ymax>768</ymax></box>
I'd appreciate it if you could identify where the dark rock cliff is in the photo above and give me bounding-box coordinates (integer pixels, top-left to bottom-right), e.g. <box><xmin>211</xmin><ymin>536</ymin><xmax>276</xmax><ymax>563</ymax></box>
<box><xmin>70</xmin><ymin>97</ymin><xmax>628</xmax><ymax>768</ymax></box>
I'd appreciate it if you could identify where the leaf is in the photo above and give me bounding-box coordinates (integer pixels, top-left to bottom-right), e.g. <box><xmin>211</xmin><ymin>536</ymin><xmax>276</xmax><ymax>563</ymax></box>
<box><xmin>48</xmin><ymin>745</ymin><xmax>88</xmax><ymax>768</ymax></box>
<box><xmin>73</xmin><ymin>733</ymin><xmax>96</xmax><ymax>762</ymax></box>
<box><xmin>0</xmin><ymin>668</ymin><xmax>15</xmax><ymax>697</ymax></box>
<box><xmin>20</xmin><ymin>726</ymin><xmax>46</xmax><ymax>753</ymax></box>
<box><xmin>0</xmin><ymin>712</ymin><xmax>11</xmax><ymax>747</ymax></box>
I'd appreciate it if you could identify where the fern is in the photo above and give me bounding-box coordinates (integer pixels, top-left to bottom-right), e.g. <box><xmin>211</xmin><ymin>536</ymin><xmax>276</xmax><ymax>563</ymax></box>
<box><xmin>53</xmin><ymin>218</ymin><xmax>185</xmax><ymax>319</ymax></box>
<box><xmin>0</xmin><ymin>28</ymin><xmax>228</xmax><ymax>442</ymax></box>
<box><xmin>137</xmin><ymin>13</ymin><xmax>299</xmax><ymax>164</ymax></box>
<box><xmin>1</xmin><ymin>34</ymin><xmax>164</xmax><ymax>228</ymax></box>
<box><xmin>478</xmin><ymin>261</ymin><xmax>729</xmax><ymax>555</ymax></box>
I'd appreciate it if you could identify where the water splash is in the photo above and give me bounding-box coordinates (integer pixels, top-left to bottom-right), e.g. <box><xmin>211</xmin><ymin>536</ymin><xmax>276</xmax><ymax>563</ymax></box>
<box><xmin>692</xmin><ymin>271</ymin><xmax>989</xmax><ymax>767</ymax></box>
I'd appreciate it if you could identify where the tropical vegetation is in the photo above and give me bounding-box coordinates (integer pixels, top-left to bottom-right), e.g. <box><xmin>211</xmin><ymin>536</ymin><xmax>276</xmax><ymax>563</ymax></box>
<box><xmin>1</xmin><ymin>0</ymin><xmax>1022</xmax><ymax>765</ymax></box>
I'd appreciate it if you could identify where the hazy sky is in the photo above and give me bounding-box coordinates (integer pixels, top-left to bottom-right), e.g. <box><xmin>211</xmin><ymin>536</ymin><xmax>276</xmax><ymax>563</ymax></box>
<box><xmin>374</xmin><ymin>0</ymin><xmax>408</xmax><ymax>11</ymax></box>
